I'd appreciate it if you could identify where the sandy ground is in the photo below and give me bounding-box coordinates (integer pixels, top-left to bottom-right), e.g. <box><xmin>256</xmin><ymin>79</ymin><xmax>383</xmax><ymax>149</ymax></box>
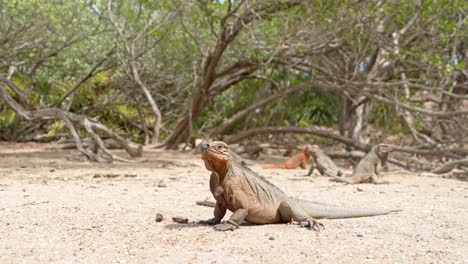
<box><xmin>0</xmin><ymin>143</ymin><xmax>467</xmax><ymax>264</ymax></box>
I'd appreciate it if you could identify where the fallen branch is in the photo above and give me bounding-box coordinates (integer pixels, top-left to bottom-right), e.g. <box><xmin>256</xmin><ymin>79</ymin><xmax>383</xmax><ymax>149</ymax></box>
<box><xmin>224</xmin><ymin>126</ymin><xmax>369</xmax><ymax>150</ymax></box>
<box><xmin>432</xmin><ymin>159</ymin><xmax>468</xmax><ymax>174</ymax></box>
<box><xmin>0</xmin><ymin>84</ymin><xmax>142</xmax><ymax>162</ymax></box>
<box><xmin>224</xmin><ymin>126</ymin><xmax>467</xmax><ymax>161</ymax></box>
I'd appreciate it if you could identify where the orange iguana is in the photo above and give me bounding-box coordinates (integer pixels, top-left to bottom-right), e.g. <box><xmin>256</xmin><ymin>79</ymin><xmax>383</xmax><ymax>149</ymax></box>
<box><xmin>199</xmin><ymin>141</ymin><xmax>400</xmax><ymax>231</ymax></box>
<box><xmin>262</xmin><ymin>146</ymin><xmax>310</xmax><ymax>169</ymax></box>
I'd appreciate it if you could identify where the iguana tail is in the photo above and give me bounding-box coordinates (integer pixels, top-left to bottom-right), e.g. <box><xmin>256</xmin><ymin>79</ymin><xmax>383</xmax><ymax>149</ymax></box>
<box><xmin>292</xmin><ymin>198</ymin><xmax>401</xmax><ymax>219</ymax></box>
<box><xmin>328</xmin><ymin>174</ymin><xmax>357</xmax><ymax>184</ymax></box>
<box><xmin>262</xmin><ymin>164</ymin><xmax>286</xmax><ymax>169</ymax></box>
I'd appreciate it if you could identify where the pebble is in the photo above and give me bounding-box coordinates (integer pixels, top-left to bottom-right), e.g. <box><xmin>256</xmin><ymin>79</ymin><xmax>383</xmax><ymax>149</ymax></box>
<box><xmin>172</xmin><ymin>217</ymin><xmax>188</xmax><ymax>223</ymax></box>
<box><xmin>155</xmin><ymin>213</ymin><xmax>164</xmax><ymax>222</ymax></box>
<box><xmin>158</xmin><ymin>180</ymin><xmax>167</xmax><ymax>188</ymax></box>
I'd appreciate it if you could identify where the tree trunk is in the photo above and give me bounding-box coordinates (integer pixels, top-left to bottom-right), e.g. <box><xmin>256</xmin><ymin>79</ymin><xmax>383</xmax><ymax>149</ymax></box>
<box><xmin>338</xmin><ymin>95</ymin><xmax>348</xmax><ymax>136</ymax></box>
<box><xmin>348</xmin><ymin>96</ymin><xmax>372</xmax><ymax>145</ymax></box>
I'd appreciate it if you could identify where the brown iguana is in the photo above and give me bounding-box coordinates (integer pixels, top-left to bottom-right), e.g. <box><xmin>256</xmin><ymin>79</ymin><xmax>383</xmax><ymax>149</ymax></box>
<box><xmin>330</xmin><ymin>144</ymin><xmax>393</xmax><ymax>184</ymax></box>
<box><xmin>262</xmin><ymin>146</ymin><xmax>310</xmax><ymax>169</ymax></box>
<box><xmin>199</xmin><ymin>141</ymin><xmax>400</xmax><ymax>231</ymax></box>
<box><xmin>229</xmin><ymin>149</ymin><xmax>255</xmax><ymax>166</ymax></box>
<box><xmin>307</xmin><ymin>145</ymin><xmax>344</xmax><ymax>177</ymax></box>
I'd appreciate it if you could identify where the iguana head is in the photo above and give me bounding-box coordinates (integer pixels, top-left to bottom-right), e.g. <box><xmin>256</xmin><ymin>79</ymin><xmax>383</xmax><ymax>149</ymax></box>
<box><xmin>200</xmin><ymin>141</ymin><xmax>231</xmax><ymax>173</ymax></box>
<box><xmin>376</xmin><ymin>144</ymin><xmax>393</xmax><ymax>154</ymax></box>
<box><xmin>308</xmin><ymin>144</ymin><xmax>321</xmax><ymax>158</ymax></box>
<box><xmin>372</xmin><ymin>144</ymin><xmax>393</xmax><ymax>160</ymax></box>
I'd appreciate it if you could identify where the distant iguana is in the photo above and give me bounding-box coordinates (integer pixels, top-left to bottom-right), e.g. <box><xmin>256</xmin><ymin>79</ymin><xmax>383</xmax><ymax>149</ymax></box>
<box><xmin>262</xmin><ymin>146</ymin><xmax>310</xmax><ymax>169</ymax></box>
<box><xmin>229</xmin><ymin>149</ymin><xmax>255</xmax><ymax>166</ymax></box>
<box><xmin>199</xmin><ymin>141</ymin><xmax>400</xmax><ymax>231</ymax></box>
<box><xmin>330</xmin><ymin>144</ymin><xmax>393</xmax><ymax>184</ymax></box>
<box><xmin>307</xmin><ymin>145</ymin><xmax>343</xmax><ymax>177</ymax></box>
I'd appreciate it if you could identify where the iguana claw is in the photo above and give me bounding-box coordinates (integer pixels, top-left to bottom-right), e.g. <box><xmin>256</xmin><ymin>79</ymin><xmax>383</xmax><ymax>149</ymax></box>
<box><xmin>299</xmin><ymin>218</ymin><xmax>325</xmax><ymax>231</ymax></box>
<box><xmin>213</xmin><ymin>223</ymin><xmax>238</xmax><ymax>231</ymax></box>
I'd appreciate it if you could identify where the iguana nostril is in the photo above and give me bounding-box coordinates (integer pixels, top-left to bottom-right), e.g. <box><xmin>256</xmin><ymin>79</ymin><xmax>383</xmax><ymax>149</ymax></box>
<box><xmin>201</xmin><ymin>143</ymin><xmax>210</xmax><ymax>150</ymax></box>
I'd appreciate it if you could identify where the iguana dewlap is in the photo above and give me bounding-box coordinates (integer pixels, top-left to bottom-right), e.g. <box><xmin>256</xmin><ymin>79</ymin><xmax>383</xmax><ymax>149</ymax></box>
<box><xmin>199</xmin><ymin>141</ymin><xmax>400</xmax><ymax>231</ymax></box>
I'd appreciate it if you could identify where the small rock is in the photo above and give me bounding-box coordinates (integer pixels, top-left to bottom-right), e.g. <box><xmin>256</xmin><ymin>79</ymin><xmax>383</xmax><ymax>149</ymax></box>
<box><xmin>172</xmin><ymin>217</ymin><xmax>188</xmax><ymax>223</ymax></box>
<box><xmin>49</xmin><ymin>169</ymin><xmax>55</xmax><ymax>173</ymax></box>
<box><xmin>356</xmin><ymin>187</ymin><xmax>364</xmax><ymax>192</ymax></box>
<box><xmin>158</xmin><ymin>180</ymin><xmax>167</xmax><ymax>188</ymax></box>
<box><xmin>155</xmin><ymin>213</ymin><xmax>164</xmax><ymax>222</ymax></box>
<box><xmin>357</xmin><ymin>234</ymin><xmax>363</xmax><ymax>237</ymax></box>
<box><xmin>269</xmin><ymin>236</ymin><xmax>275</xmax><ymax>240</ymax></box>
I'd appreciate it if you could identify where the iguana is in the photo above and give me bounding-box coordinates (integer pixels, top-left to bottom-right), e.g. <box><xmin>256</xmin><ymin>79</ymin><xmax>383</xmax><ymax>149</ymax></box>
<box><xmin>262</xmin><ymin>146</ymin><xmax>310</xmax><ymax>169</ymax></box>
<box><xmin>330</xmin><ymin>144</ymin><xmax>393</xmax><ymax>184</ymax></box>
<box><xmin>229</xmin><ymin>149</ymin><xmax>255</xmax><ymax>166</ymax></box>
<box><xmin>199</xmin><ymin>141</ymin><xmax>400</xmax><ymax>231</ymax></box>
<box><xmin>307</xmin><ymin>145</ymin><xmax>344</xmax><ymax>177</ymax></box>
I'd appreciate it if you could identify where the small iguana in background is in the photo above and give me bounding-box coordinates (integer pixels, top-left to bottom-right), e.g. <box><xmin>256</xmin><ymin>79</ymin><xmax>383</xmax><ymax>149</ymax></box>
<box><xmin>229</xmin><ymin>149</ymin><xmax>255</xmax><ymax>166</ymax></box>
<box><xmin>307</xmin><ymin>145</ymin><xmax>344</xmax><ymax>177</ymax></box>
<box><xmin>199</xmin><ymin>141</ymin><xmax>400</xmax><ymax>231</ymax></box>
<box><xmin>262</xmin><ymin>146</ymin><xmax>310</xmax><ymax>169</ymax></box>
<box><xmin>330</xmin><ymin>144</ymin><xmax>393</xmax><ymax>184</ymax></box>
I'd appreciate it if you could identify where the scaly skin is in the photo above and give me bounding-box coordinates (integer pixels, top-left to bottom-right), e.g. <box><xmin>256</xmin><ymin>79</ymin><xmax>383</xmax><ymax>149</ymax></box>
<box><xmin>330</xmin><ymin>144</ymin><xmax>393</xmax><ymax>184</ymax></box>
<box><xmin>262</xmin><ymin>147</ymin><xmax>310</xmax><ymax>169</ymax></box>
<box><xmin>307</xmin><ymin>145</ymin><xmax>343</xmax><ymax>177</ymax></box>
<box><xmin>199</xmin><ymin>141</ymin><xmax>400</xmax><ymax>231</ymax></box>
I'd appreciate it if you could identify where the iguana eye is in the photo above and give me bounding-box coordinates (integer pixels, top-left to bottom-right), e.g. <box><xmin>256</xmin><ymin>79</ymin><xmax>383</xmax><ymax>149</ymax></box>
<box><xmin>217</xmin><ymin>145</ymin><xmax>222</xmax><ymax>150</ymax></box>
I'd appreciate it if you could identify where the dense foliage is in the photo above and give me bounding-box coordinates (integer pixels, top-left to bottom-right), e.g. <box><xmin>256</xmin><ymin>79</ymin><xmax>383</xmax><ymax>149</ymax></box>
<box><xmin>0</xmin><ymin>0</ymin><xmax>466</xmax><ymax>155</ymax></box>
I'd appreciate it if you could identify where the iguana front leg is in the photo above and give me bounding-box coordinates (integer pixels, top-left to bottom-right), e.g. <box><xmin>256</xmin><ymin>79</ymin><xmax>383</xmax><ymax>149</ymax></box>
<box><xmin>369</xmin><ymin>163</ymin><xmax>389</xmax><ymax>184</ymax></box>
<box><xmin>199</xmin><ymin>201</ymin><xmax>226</xmax><ymax>225</ymax></box>
<box><xmin>213</xmin><ymin>190</ymin><xmax>251</xmax><ymax>231</ymax></box>
<box><xmin>306</xmin><ymin>161</ymin><xmax>316</xmax><ymax>176</ymax></box>
<box><xmin>278</xmin><ymin>201</ymin><xmax>324</xmax><ymax>231</ymax></box>
<box><xmin>369</xmin><ymin>174</ymin><xmax>390</xmax><ymax>184</ymax></box>
<box><xmin>213</xmin><ymin>208</ymin><xmax>248</xmax><ymax>231</ymax></box>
